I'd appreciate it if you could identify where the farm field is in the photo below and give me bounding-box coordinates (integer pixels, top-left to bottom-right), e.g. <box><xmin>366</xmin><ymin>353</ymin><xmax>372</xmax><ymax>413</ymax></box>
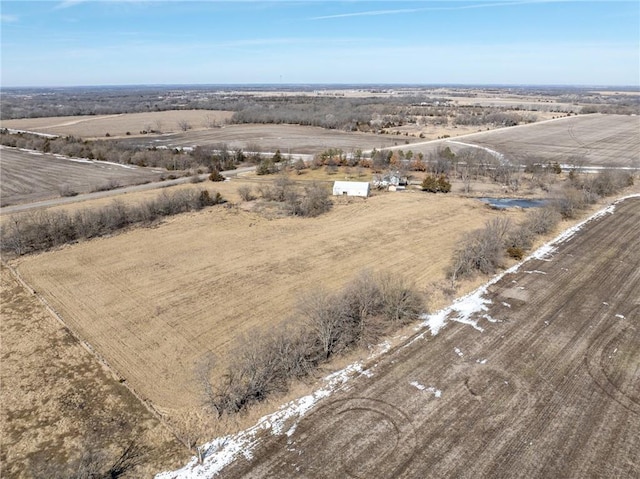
<box><xmin>114</xmin><ymin>123</ymin><xmax>410</xmax><ymax>154</ymax></box>
<box><xmin>384</xmin><ymin>114</ymin><xmax>640</xmax><ymax>169</ymax></box>
<box><xmin>0</xmin><ymin>146</ymin><xmax>165</xmax><ymax>207</ymax></box>
<box><xmin>449</xmin><ymin>114</ymin><xmax>640</xmax><ymax>167</ymax></box>
<box><xmin>0</xmin><ymin>110</ymin><xmax>233</xmax><ymax>139</ymax></box>
<box><xmin>13</xmin><ymin>192</ymin><xmax>516</xmax><ymax>418</ymax></box>
<box><xmin>0</xmin><ymin>264</ymin><xmax>185</xmax><ymax>477</ymax></box>
<box><xmin>189</xmin><ymin>195</ymin><xmax>640</xmax><ymax>479</ymax></box>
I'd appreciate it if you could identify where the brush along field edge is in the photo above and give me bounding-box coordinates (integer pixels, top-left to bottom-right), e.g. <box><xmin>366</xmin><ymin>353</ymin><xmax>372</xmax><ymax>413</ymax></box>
<box><xmin>13</xmin><ymin>194</ymin><xmax>505</xmax><ymax>413</ymax></box>
<box><xmin>156</xmin><ymin>193</ymin><xmax>640</xmax><ymax>478</ymax></box>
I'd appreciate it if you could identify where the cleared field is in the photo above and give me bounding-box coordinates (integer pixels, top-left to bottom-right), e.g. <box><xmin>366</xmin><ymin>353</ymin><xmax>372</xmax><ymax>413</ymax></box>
<box><xmin>14</xmin><ymin>193</ymin><xmax>515</xmax><ymax>416</ymax></box>
<box><xmin>450</xmin><ymin>114</ymin><xmax>640</xmax><ymax>167</ymax></box>
<box><xmin>0</xmin><ymin>146</ymin><xmax>165</xmax><ymax>206</ymax></box>
<box><xmin>0</xmin><ymin>264</ymin><xmax>185</xmax><ymax>477</ymax></box>
<box><xmin>113</xmin><ymin>123</ymin><xmax>411</xmax><ymax>154</ymax></box>
<box><xmin>0</xmin><ymin>110</ymin><xmax>233</xmax><ymax>139</ymax></box>
<box><xmin>201</xmin><ymin>196</ymin><xmax>640</xmax><ymax>478</ymax></box>
<box><xmin>385</xmin><ymin>115</ymin><xmax>640</xmax><ymax>168</ymax></box>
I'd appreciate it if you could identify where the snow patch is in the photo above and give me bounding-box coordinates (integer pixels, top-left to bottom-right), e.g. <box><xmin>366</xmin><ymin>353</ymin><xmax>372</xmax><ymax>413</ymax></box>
<box><xmin>524</xmin><ymin>270</ymin><xmax>547</xmax><ymax>275</ymax></box>
<box><xmin>410</xmin><ymin>382</ymin><xmax>441</xmax><ymax>397</ymax></box>
<box><xmin>155</xmin><ymin>363</ymin><xmax>364</xmax><ymax>479</ymax></box>
<box><xmin>410</xmin><ymin>381</ymin><xmax>426</xmax><ymax>391</ymax></box>
<box><xmin>476</xmin><ymin>359</ymin><xmax>488</xmax><ymax>364</ymax></box>
<box><xmin>615</xmin><ymin>314</ymin><xmax>625</xmax><ymax>319</ymax></box>
<box><xmin>501</xmin><ymin>302</ymin><xmax>511</xmax><ymax>308</ymax></box>
<box><xmin>454</xmin><ymin>347</ymin><xmax>464</xmax><ymax>357</ymax></box>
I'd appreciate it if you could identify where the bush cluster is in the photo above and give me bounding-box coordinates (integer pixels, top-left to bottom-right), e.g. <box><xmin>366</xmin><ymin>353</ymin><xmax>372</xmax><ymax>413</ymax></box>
<box><xmin>201</xmin><ymin>271</ymin><xmax>424</xmax><ymax>417</ymax></box>
<box><xmin>449</xmin><ymin>169</ymin><xmax>634</xmax><ymax>281</ymax></box>
<box><xmin>1</xmin><ymin>189</ymin><xmax>224</xmax><ymax>256</ymax></box>
<box><xmin>555</xmin><ymin>170</ymin><xmax>634</xmax><ymax>219</ymax></box>
<box><xmin>254</xmin><ymin>176</ymin><xmax>333</xmax><ymax>218</ymax></box>
<box><xmin>421</xmin><ymin>174</ymin><xmax>452</xmax><ymax>193</ymax></box>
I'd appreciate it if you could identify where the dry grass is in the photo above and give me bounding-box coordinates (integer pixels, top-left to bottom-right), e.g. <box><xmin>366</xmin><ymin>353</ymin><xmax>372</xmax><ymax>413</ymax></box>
<box><xmin>0</xmin><ymin>263</ymin><xmax>185</xmax><ymax>477</ymax></box>
<box><xmin>12</xmin><ymin>191</ymin><xmax>519</xmax><ymax>421</ymax></box>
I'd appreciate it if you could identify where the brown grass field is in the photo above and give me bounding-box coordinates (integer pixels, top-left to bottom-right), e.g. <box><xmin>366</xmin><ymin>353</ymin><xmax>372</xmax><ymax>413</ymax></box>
<box><xmin>12</xmin><ymin>192</ymin><xmax>517</xmax><ymax>418</ymax></box>
<box><xmin>0</xmin><ymin>147</ymin><xmax>165</xmax><ymax>207</ymax></box>
<box><xmin>0</xmin><ymin>263</ymin><xmax>186</xmax><ymax>477</ymax></box>
<box><xmin>197</xmin><ymin>196</ymin><xmax>640</xmax><ymax>478</ymax></box>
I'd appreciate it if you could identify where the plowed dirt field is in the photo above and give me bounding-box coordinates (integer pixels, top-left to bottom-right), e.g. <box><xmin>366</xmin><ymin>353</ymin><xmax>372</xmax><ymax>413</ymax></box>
<box><xmin>215</xmin><ymin>196</ymin><xmax>640</xmax><ymax>478</ymax></box>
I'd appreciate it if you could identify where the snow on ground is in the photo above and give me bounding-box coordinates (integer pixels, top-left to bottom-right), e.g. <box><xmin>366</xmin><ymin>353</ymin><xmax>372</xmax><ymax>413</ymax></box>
<box><xmin>156</xmin><ymin>194</ymin><xmax>639</xmax><ymax>479</ymax></box>
<box><xmin>410</xmin><ymin>382</ymin><xmax>442</xmax><ymax>398</ymax></box>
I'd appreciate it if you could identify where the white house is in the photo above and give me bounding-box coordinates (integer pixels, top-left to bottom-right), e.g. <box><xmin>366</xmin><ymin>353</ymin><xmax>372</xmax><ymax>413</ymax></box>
<box><xmin>332</xmin><ymin>181</ymin><xmax>370</xmax><ymax>197</ymax></box>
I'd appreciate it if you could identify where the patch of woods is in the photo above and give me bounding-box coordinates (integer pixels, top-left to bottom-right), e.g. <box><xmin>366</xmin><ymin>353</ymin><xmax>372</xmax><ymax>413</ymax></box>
<box><xmin>449</xmin><ymin>169</ymin><xmax>634</xmax><ymax>283</ymax></box>
<box><xmin>198</xmin><ymin>270</ymin><xmax>424</xmax><ymax>418</ymax></box>
<box><xmin>1</xmin><ymin>189</ymin><xmax>224</xmax><ymax>256</ymax></box>
<box><xmin>238</xmin><ymin>175</ymin><xmax>333</xmax><ymax>218</ymax></box>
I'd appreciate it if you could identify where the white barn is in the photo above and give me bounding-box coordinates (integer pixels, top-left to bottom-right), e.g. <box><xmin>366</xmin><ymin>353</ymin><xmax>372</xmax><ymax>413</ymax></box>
<box><xmin>332</xmin><ymin>181</ymin><xmax>370</xmax><ymax>197</ymax></box>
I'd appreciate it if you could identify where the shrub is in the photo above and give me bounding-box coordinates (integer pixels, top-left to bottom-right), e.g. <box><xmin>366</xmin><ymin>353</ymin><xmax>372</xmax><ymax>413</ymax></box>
<box><xmin>256</xmin><ymin>158</ymin><xmax>277</xmax><ymax>175</ymax></box>
<box><xmin>209</xmin><ymin>170</ymin><xmax>225</xmax><ymax>182</ymax></box>
<box><xmin>506</xmin><ymin>246</ymin><xmax>525</xmax><ymax>260</ymax></box>
<box><xmin>59</xmin><ymin>184</ymin><xmax>78</xmax><ymax>197</ymax></box>
<box><xmin>237</xmin><ymin>185</ymin><xmax>255</xmax><ymax>201</ymax></box>
<box><xmin>422</xmin><ymin>174</ymin><xmax>451</xmax><ymax>193</ymax></box>
<box><xmin>450</xmin><ymin>217</ymin><xmax>511</xmax><ymax>282</ymax></box>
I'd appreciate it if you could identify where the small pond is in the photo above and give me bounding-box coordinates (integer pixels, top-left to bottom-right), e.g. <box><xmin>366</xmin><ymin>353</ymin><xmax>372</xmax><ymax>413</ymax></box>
<box><xmin>479</xmin><ymin>198</ymin><xmax>548</xmax><ymax>209</ymax></box>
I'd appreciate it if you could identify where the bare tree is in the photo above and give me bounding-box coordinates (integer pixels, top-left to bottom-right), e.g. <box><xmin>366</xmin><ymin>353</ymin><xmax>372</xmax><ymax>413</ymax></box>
<box><xmin>177</xmin><ymin>119</ymin><xmax>191</xmax><ymax>132</ymax></box>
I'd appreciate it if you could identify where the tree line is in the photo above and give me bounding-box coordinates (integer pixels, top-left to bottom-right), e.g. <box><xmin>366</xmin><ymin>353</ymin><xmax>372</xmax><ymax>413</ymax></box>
<box><xmin>198</xmin><ymin>270</ymin><xmax>424</xmax><ymax>417</ymax></box>
<box><xmin>449</xmin><ymin>169</ymin><xmax>635</xmax><ymax>283</ymax></box>
<box><xmin>1</xmin><ymin>189</ymin><xmax>224</xmax><ymax>256</ymax></box>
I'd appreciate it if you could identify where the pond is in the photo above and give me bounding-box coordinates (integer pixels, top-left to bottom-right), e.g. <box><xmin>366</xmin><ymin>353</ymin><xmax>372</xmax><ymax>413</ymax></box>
<box><xmin>479</xmin><ymin>197</ymin><xmax>548</xmax><ymax>209</ymax></box>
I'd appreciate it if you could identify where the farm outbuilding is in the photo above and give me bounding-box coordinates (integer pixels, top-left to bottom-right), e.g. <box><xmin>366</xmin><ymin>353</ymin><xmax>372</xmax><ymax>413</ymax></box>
<box><xmin>332</xmin><ymin>181</ymin><xmax>370</xmax><ymax>197</ymax></box>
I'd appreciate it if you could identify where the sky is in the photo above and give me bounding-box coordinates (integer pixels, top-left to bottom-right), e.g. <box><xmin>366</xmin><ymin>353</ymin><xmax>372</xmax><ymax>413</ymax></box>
<box><xmin>1</xmin><ymin>0</ymin><xmax>639</xmax><ymax>87</ymax></box>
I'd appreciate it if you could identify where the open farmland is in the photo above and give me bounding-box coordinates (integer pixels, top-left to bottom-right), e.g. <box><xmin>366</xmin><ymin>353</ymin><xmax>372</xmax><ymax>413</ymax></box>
<box><xmin>448</xmin><ymin>114</ymin><xmax>640</xmax><ymax>167</ymax></box>
<box><xmin>13</xmin><ymin>193</ymin><xmax>515</xmax><ymax>418</ymax></box>
<box><xmin>0</xmin><ymin>264</ymin><xmax>185</xmax><ymax>476</ymax></box>
<box><xmin>382</xmin><ymin>114</ymin><xmax>640</xmax><ymax>169</ymax></box>
<box><xmin>0</xmin><ymin>110</ymin><xmax>233</xmax><ymax>139</ymax></box>
<box><xmin>114</xmin><ymin>123</ymin><xmax>409</xmax><ymax>154</ymax></box>
<box><xmin>169</xmin><ymin>195</ymin><xmax>640</xmax><ymax>479</ymax></box>
<box><xmin>0</xmin><ymin>146</ymin><xmax>165</xmax><ymax>207</ymax></box>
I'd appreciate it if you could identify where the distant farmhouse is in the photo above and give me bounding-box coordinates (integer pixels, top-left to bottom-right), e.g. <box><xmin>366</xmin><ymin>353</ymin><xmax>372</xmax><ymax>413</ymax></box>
<box><xmin>372</xmin><ymin>172</ymin><xmax>408</xmax><ymax>190</ymax></box>
<box><xmin>332</xmin><ymin>181</ymin><xmax>370</xmax><ymax>197</ymax></box>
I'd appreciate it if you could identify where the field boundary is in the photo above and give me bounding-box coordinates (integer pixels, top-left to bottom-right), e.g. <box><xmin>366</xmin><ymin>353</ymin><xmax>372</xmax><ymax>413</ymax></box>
<box><xmin>1</xmin><ymin>259</ymin><xmax>185</xmax><ymax>448</ymax></box>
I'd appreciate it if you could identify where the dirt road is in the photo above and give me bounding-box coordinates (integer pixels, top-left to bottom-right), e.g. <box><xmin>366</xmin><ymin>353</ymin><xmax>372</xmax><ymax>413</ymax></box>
<box><xmin>210</xmin><ymin>196</ymin><xmax>640</xmax><ymax>478</ymax></box>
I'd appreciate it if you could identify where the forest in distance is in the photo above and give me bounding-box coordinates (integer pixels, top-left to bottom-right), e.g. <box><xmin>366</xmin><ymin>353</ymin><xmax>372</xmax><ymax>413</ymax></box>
<box><xmin>2</xmin><ymin>84</ymin><xmax>638</xmax><ymax>122</ymax></box>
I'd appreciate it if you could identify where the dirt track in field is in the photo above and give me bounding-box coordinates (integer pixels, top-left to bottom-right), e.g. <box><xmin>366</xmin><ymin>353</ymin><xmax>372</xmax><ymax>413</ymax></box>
<box><xmin>219</xmin><ymin>196</ymin><xmax>640</xmax><ymax>478</ymax></box>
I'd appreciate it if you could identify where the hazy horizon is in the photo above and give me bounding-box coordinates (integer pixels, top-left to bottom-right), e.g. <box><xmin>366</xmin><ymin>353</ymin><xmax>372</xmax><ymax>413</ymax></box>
<box><xmin>2</xmin><ymin>1</ymin><xmax>639</xmax><ymax>88</ymax></box>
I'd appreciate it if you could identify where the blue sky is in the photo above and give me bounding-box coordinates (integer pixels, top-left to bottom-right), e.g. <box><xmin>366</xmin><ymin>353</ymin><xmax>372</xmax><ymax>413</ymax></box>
<box><xmin>1</xmin><ymin>1</ymin><xmax>639</xmax><ymax>87</ymax></box>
